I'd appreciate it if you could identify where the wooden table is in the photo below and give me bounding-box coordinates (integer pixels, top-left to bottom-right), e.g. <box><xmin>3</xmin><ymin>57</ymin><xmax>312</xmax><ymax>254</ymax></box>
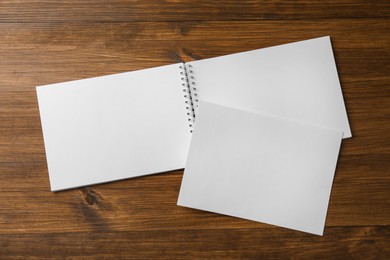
<box><xmin>1</xmin><ymin>1</ymin><xmax>389</xmax><ymax>258</ymax></box>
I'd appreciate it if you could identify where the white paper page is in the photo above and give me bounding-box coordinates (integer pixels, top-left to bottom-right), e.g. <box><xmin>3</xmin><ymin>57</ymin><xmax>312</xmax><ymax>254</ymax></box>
<box><xmin>187</xmin><ymin>36</ymin><xmax>351</xmax><ymax>138</ymax></box>
<box><xmin>178</xmin><ymin>101</ymin><xmax>342</xmax><ymax>235</ymax></box>
<box><xmin>37</xmin><ymin>63</ymin><xmax>192</xmax><ymax>191</ymax></box>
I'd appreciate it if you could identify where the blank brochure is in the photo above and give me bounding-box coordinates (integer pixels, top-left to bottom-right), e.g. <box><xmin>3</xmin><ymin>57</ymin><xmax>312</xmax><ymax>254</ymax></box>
<box><xmin>37</xmin><ymin>36</ymin><xmax>350</xmax><ymax>191</ymax></box>
<box><xmin>178</xmin><ymin>102</ymin><xmax>343</xmax><ymax>235</ymax></box>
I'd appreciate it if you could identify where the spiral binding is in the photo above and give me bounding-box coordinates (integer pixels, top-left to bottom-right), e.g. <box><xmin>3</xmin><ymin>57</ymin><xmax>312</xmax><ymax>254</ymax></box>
<box><xmin>179</xmin><ymin>63</ymin><xmax>198</xmax><ymax>133</ymax></box>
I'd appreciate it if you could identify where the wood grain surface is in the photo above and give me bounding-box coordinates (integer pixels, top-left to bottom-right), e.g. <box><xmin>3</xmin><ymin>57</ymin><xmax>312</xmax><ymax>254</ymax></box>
<box><xmin>0</xmin><ymin>1</ymin><xmax>389</xmax><ymax>259</ymax></box>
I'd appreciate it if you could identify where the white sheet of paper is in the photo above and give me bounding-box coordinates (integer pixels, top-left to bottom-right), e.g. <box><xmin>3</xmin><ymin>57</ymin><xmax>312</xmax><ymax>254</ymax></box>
<box><xmin>37</xmin><ymin>63</ymin><xmax>192</xmax><ymax>191</ymax></box>
<box><xmin>178</xmin><ymin>101</ymin><xmax>342</xmax><ymax>235</ymax></box>
<box><xmin>187</xmin><ymin>36</ymin><xmax>352</xmax><ymax>138</ymax></box>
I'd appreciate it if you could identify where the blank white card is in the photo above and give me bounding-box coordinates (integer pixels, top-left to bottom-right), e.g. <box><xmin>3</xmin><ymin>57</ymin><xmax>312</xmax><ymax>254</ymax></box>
<box><xmin>178</xmin><ymin>101</ymin><xmax>342</xmax><ymax>235</ymax></box>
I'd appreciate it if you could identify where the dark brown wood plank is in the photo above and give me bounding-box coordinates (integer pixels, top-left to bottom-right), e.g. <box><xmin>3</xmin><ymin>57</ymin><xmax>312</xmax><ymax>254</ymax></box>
<box><xmin>0</xmin><ymin>0</ymin><xmax>389</xmax><ymax>22</ymax></box>
<box><xmin>1</xmin><ymin>227</ymin><xmax>389</xmax><ymax>259</ymax></box>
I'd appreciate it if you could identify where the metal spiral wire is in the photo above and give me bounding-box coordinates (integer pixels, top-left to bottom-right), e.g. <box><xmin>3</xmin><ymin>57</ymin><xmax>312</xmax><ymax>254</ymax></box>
<box><xmin>179</xmin><ymin>64</ymin><xmax>197</xmax><ymax>133</ymax></box>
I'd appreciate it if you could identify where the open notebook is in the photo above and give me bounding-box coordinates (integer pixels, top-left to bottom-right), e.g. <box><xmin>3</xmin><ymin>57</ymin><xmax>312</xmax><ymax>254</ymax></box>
<box><xmin>178</xmin><ymin>101</ymin><xmax>343</xmax><ymax>235</ymax></box>
<box><xmin>36</xmin><ymin>36</ymin><xmax>351</xmax><ymax>191</ymax></box>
